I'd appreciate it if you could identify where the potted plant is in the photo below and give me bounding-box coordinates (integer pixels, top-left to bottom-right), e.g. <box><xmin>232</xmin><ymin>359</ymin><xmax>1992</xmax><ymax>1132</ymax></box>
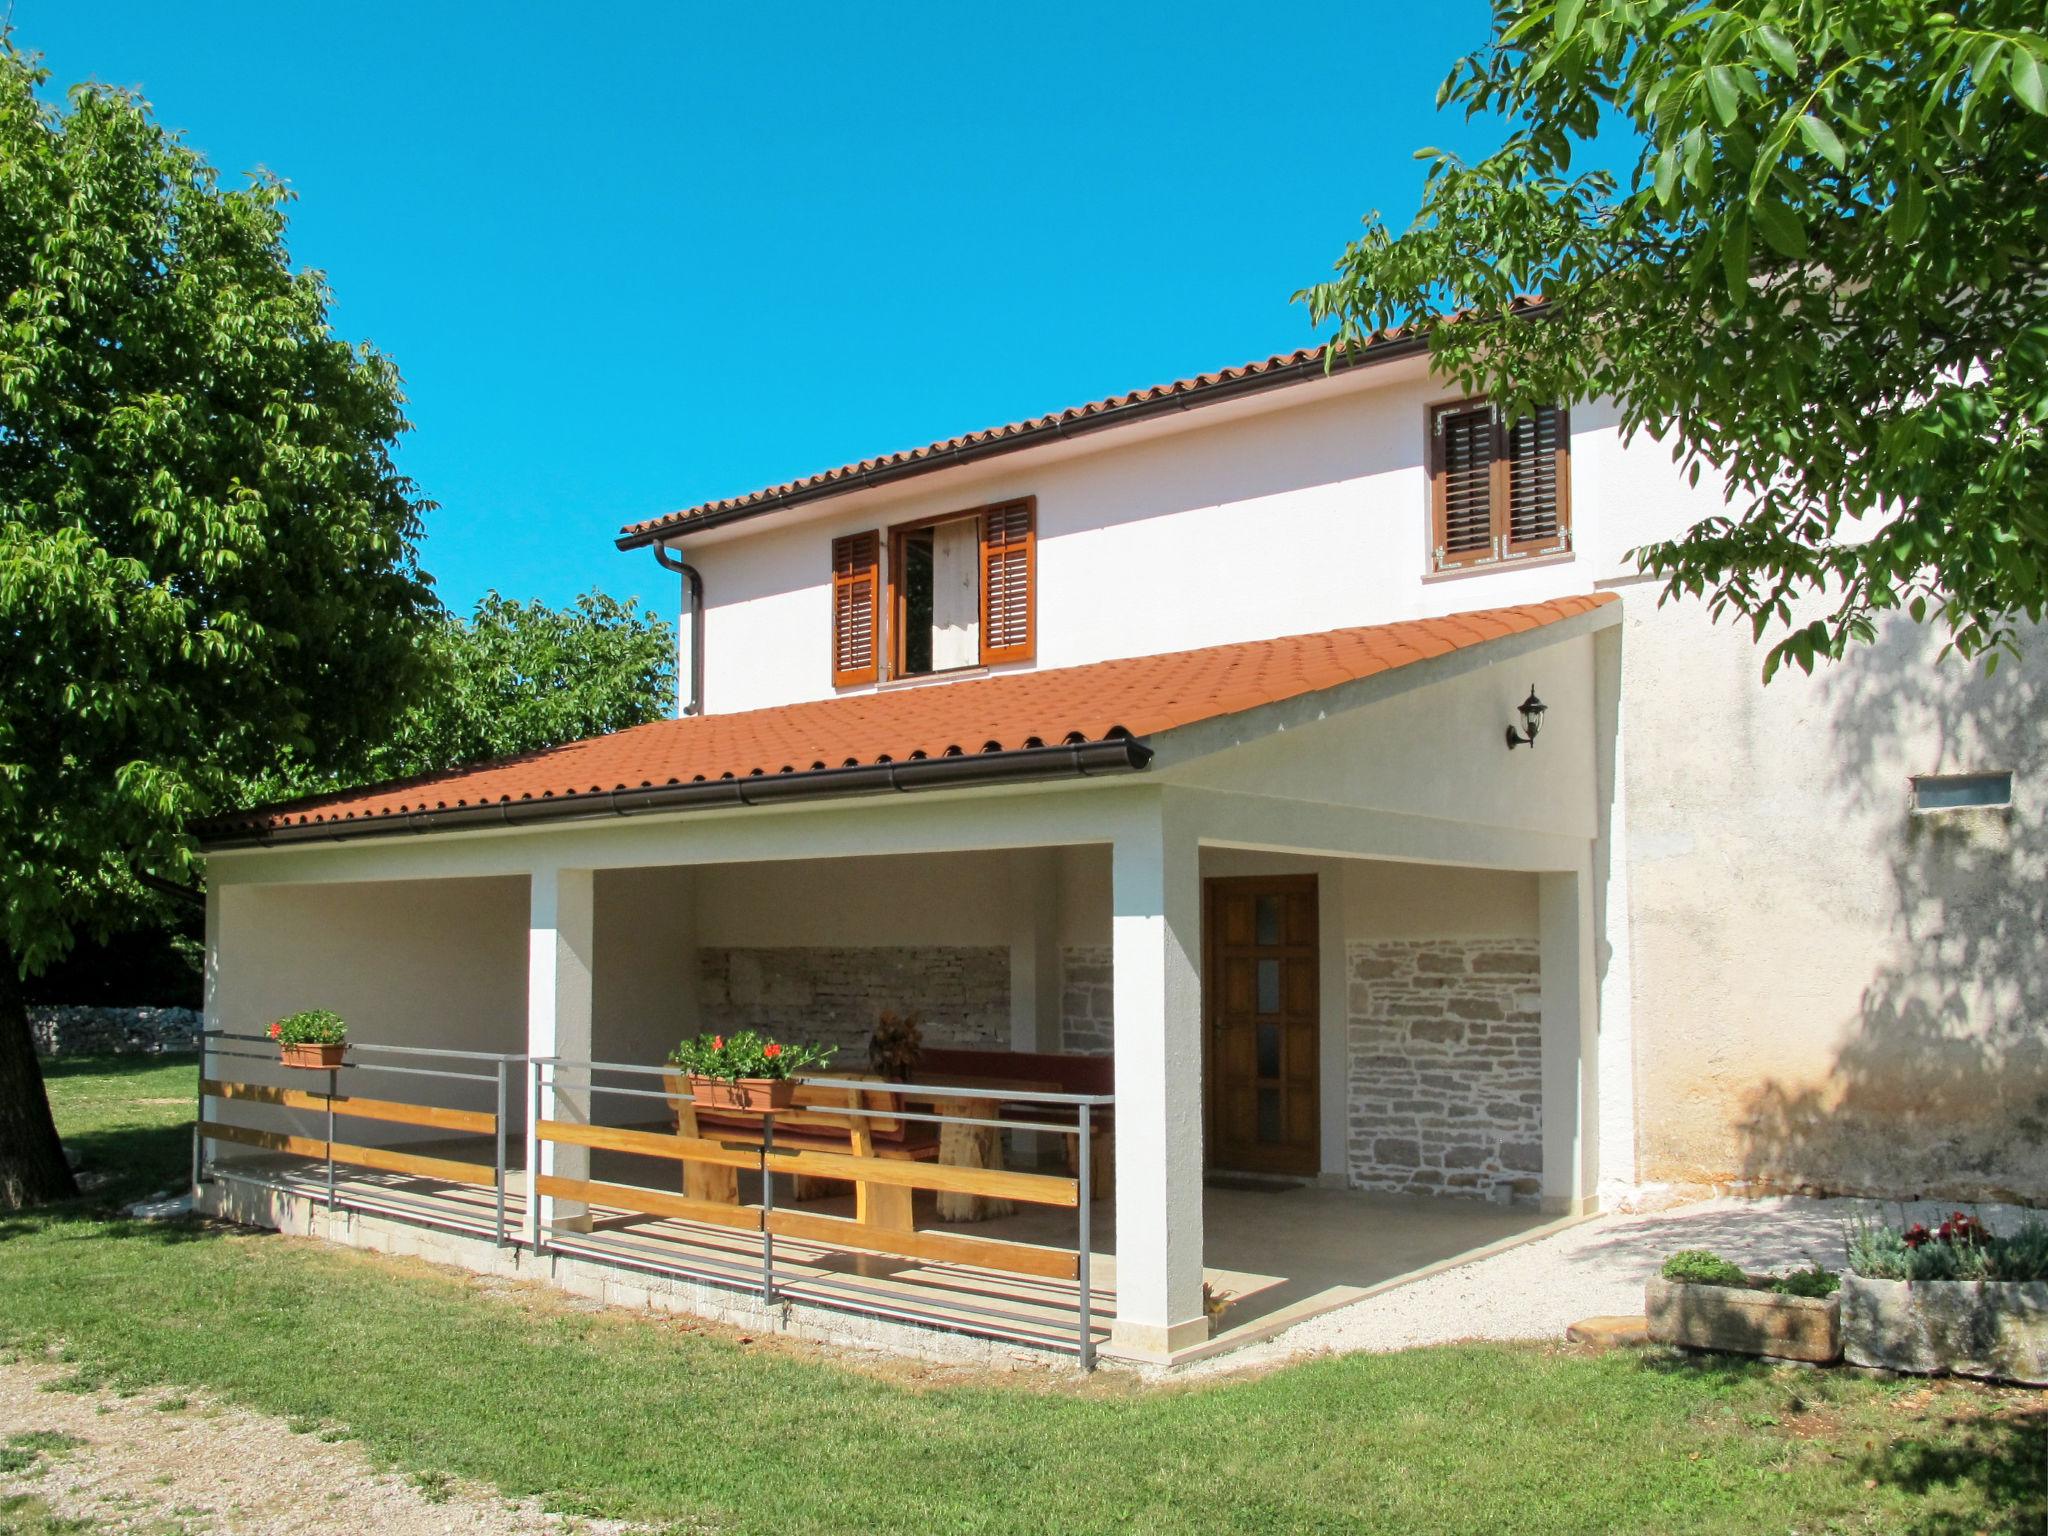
<box><xmin>867</xmin><ymin>1009</ymin><xmax>922</xmax><ymax>1082</ymax></box>
<box><xmin>1644</xmin><ymin>1248</ymin><xmax>1842</xmax><ymax>1363</ymax></box>
<box><xmin>668</xmin><ymin>1030</ymin><xmax>834</xmax><ymax>1112</ymax></box>
<box><xmin>269</xmin><ymin>1009</ymin><xmax>348</xmax><ymax>1069</ymax></box>
<box><xmin>1842</xmin><ymin>1211</ymin><xmax>2048</xmax><ymax>1384</ymax></box>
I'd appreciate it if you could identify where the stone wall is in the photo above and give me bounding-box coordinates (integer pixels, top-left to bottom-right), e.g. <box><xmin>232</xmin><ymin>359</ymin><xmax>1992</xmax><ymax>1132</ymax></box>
<box><xmin>1345</xmin><ymin>940</ymin><xmax>1543</xmax><ymax>1201</ymax></box>
<box><xmin>31</xmin><ymin>1005</ymin><xmax>202</xmax><ymax>1058</ymax></box>
<box><xmin>1059</xmin><ymin>946</ymin><xmax>1113</xmax><ymax>1054</ymax></box>
<box><xmin>697</xmin><ymin>947</ymin><xmax>1009</xmax><ymax>1059</ymax></box>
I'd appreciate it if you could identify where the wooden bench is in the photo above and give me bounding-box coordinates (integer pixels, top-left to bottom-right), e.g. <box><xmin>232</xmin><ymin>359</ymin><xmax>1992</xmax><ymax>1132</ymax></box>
<box><xmin>664</xmin><ymin>1073</ymin><xmax>939</xmax><ymax>1231</ymax></box>
<box><xmin>915</xmin><ymin>1048</ymin><xmax>1114</xmax><ymax>1199</ymax></box>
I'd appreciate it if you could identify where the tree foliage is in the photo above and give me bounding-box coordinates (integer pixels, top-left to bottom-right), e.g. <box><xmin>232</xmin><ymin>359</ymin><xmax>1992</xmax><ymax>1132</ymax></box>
<box><xmin>0</xmin><ymin>49</ymin><xmax>436</xmax><ymax>1201</ymax></box>
<box><xmin>388</xmin><ymin>590</ymin><xmax>676</xmax><ymax>774</ymax></box>
<box><xmin>1300</xmin><ymin>1</ymin><xmax>2048</xmax><ymax>677</ymax></box>
<box><xmin>252</xmin><ymin>591</ymin><xmax>677</xmax><ymax>800</ymax></box>
<box><xmin>0</xmin><ymin>49</ymin><xmax>438</xmax><ymax>970</ymax></box>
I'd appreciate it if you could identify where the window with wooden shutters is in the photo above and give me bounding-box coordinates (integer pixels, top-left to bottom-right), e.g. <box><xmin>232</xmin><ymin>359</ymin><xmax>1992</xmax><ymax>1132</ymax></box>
<box><xmin>1432</xmin><ymin>401</ymin><xmax>1497</xmax><ymax>570</ymax></box>
<box><xmin>830</xmin><ymin>530</ymin><xmax>881</xmax><ymax>686</ymax></box>
<box><xmin>1428</xmin><ymin>398</ymin><xmax>1571</xmax><ymax>571</ymax></box>
<box><xmin>1503</xmin><ymin>404</ymin><xmax>1568</xmax><ymax>556</ymax></box>
<box><xmin>978</xmin><ymin>498</ymin><xmax>1035</xmax><ymax>665</ymax></box>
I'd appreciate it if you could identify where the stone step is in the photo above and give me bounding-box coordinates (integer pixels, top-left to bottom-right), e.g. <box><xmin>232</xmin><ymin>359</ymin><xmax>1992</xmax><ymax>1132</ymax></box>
<box><xmin>1566</xmin><ymin>1314</ymin><xmax>1650</xmax><ymax>1350</ymax></box>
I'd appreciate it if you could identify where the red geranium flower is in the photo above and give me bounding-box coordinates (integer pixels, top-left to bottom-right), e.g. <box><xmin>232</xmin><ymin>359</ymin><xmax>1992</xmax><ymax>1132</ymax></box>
<box><xmin>268</xmin><ymin>1021</ymin><xmax>282</xmax><ymax>1040</ymax></box>
<box><xmin>712</xmin><ymin>1035</ymin><xmax>724</xmax><ymax>1050</ymax></box>
<box><xmin>763</xmin><ymin>1043</ymin><xmax>782</xmax><ymax>1059</ymax></box>
<box><xmin>1903</xmin><ymin>1224</ymin><xmax>1931</xmax><ymax>1248</ymax></box>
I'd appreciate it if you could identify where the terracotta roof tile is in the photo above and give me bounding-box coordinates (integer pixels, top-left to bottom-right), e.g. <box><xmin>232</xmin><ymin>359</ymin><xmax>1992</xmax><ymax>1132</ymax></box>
<box><xmin>616</xmin><ymin>301</ymin><xmax>1549</xmax><ymax>548</ymax></box>
<box><xmin>199</xmin><ymin>593</ymin><xmax>1612</xmax><ymax>843</ymax></box>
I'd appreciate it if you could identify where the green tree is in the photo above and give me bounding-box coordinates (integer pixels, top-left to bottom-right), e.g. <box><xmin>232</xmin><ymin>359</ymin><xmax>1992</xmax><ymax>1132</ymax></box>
<box><xmin>1301</xmin><ymin>1</ymin><xmax>2048</xmax><ymax>677</ymax></box>
<box><xmin>388</xmin><ymin>591</ymin><xmax>675</xmax><ymax>774</ymax></box>
<box><xmin>253</xmin><ymin>591</ymin><xmax>677</xmax><ymax>797</ymax></box>
<box><xmin>0</xmin><ymin>51</ymin><xmax>437</xmax><ymax>1205</ymax></box>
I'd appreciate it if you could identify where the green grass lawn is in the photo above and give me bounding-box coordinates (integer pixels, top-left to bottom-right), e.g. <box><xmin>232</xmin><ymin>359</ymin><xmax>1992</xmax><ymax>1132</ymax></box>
<box><xmin>0</xmin><ymin>1057</ymin><xmax>2041</xmax><ymax>1534</ymax></box>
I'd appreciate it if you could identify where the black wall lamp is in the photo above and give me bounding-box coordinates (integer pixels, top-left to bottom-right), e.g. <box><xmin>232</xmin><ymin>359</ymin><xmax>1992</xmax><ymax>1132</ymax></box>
<box><xmin>1505</xmin><ymin>686</ymin><xmax>1547</xmax><ymax>750</ymax></box>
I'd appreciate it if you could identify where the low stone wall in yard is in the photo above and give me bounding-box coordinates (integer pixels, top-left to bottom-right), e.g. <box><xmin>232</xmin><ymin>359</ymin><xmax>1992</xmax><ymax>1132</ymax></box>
<box><xmin>1346</xmin><ymin>940</ymin><xmax>1544</xmax><ymax>1201</ymax></box>
<box><xmin>697</xmin><ymin>947</ymin><xmax>1010</xmax><ymax>1058</ymax></box>
<box><xmin>31</xmin><ymin>1004</ymin><xmax>202</xmax><ymax>1058</ymax></box>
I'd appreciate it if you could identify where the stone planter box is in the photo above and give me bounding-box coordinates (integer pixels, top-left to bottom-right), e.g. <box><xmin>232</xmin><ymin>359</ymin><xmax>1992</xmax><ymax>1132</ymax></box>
<box><xmin>1645</xmin><ymin>1276</ymin><xmax>1841</xmax><ymax>1363</ymax></box>
<box><xmin>1841</xmin><ymin>1274</ymin><xmax>2048</xmax><ymax>1385</ymax></box>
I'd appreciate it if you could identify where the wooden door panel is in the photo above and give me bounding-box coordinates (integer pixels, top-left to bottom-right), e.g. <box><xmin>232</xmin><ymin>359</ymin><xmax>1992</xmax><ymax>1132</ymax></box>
<box><xmin>1205</xmin><ymin>875</ymin><xmax>1320</xmax><ymax>1176</ymax></box>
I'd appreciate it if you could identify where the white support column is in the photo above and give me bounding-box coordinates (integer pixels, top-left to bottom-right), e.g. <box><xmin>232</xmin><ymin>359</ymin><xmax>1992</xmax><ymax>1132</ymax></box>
<box><xmin>528</xmin><ymin>865</ymin><xmax>594</xmax><ymax>1237</ymax></box>
<box><xmin>1108</xmin><ymin>807</ymin><xmax>1207</xmax><ymax>1361</ymax></box>
<box><xmin>1591</xmin><ymin>617</ymin><xmax>1639</xmax><ymax>1200</ymax></box>
<box><xmin>1539</xmin><ymin>862</ymin><xmax>1601</xmax><ymax>1215</ymax></box>
<box><xmin>196</xmin><ymin>883</ymin><xmax>223</xmax><ymax>1189</ymax></box>
<box><xmin>1315</xmin><ymin>866</ymin><xmax>1349</xmax><ymax>1186</ymax></box>
<box><xmin>1006</xmin><ymin>847</ymin><xmax>1062</xmax><ymax>1163</ymax></box>
<box><xmin>1007</xmin><ymin>847</ymin><xmax>1060</xmax><ymax>1053</ymax></box>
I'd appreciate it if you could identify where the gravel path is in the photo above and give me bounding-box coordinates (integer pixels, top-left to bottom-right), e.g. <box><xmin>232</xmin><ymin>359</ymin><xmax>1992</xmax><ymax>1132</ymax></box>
<box><xmin>1196</xmin><ymin>1194</ymin><xmax>2039</xmax><ymax>1377</ymax></box>
<box><xmin>0</xmin><ymin>1356</ymin><xmax>656</xmax><ymax>1536</ymax></box>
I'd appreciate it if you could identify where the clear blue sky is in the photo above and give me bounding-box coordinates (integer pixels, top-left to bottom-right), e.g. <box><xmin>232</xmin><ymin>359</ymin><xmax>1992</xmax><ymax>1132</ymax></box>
<box><xmin>18</xmin><ymin>2</ymin><xmax>1507</xmax><ymax>619</ymax></box>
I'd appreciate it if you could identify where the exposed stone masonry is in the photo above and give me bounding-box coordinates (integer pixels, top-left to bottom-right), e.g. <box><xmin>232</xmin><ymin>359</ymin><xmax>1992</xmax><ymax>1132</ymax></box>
<box><xmin>1346</xmin><ymin>940</ymin><xmax>1544</xmax><ymax>1201</ymax></box>
<box><xmin>697</xmin><ymin>947</ymin><xmax>1010</xmax><ymax>1057</ymax></box>
<box><xmin>31</xmin><ymin>1005</ymin><xmax>202</xmax><ymax>1058</ymax></box>
<box><xmin>1059</xmin><ymin>946</ymin><xmax>1114</xmax><ymax>1054</ymax></box>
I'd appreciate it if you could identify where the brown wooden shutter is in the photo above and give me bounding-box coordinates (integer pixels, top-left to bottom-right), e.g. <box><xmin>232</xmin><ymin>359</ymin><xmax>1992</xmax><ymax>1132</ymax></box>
<box><xmin>830</xmin><ymin>530</ymin><xmax>881</xmax><ymax>686</ymax></box>
<box><xmin>1503</xmin><ymin>403</ymin><xmax>1570</xmax><ymax>556</ymax></box>
<box><xmin>1430</xmin><ymin>401</ymin><xmax>1497</xmax><ymax>570</ymax></box>
<box><xmin>978</xmin><ymin>498</ymin><xmax>1035</xmax><ymax>665</ymax></box>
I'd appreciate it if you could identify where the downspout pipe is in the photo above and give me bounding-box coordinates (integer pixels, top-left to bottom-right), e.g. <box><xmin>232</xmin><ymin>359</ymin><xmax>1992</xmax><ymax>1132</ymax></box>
<box><xmin>650</xmin><ymin>542</ymin><xmax>705</xmax><ymax>717</ymax></box>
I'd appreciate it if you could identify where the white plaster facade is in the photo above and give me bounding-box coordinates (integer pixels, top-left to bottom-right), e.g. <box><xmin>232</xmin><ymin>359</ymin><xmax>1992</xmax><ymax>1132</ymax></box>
<box><xmin>199</xmin><ymin>343</ymin><xmax>2047</xmax><ymax>1363</ymax></box>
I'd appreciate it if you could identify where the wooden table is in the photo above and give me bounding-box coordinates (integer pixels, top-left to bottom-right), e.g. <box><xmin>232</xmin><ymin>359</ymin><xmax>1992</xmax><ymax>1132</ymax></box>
<box><xmin>664</xmin><ymin>1072</ymin><xmax>1062</xmax><ymax>1227</ymax></box>
<box><xmin>906</xmin><ymin>1074</ymin><xmax>1060</xmax><ymax>1225</ymax></box>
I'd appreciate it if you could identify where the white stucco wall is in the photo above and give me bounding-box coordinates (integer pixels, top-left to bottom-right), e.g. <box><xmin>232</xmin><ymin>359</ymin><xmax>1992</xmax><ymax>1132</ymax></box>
<box><xmin>1619</xmin><ymin>591</ymin><xmax>2048</xmax><ymax>1201</ymax></box>
<box><xmin>208</xmin><ymin>875</ymin><xmax>527</xmax><ymax>1144</ymax></box>
<box><xmin>665</xmin><ymin>361</ymin><xmax>1718</xmax><ymax>716</ymax></box>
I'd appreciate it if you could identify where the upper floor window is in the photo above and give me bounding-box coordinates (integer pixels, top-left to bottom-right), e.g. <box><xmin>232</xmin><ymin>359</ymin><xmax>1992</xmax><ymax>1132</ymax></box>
<box><xmin>829</xmin><ymin>498</ymin><xmax>1035</xmax><ymax>687</ymax></box>
<box><xmin>1428</xmin><ymin>398</ymin><xmax>1571</xmax><ymax>573</ymax></box>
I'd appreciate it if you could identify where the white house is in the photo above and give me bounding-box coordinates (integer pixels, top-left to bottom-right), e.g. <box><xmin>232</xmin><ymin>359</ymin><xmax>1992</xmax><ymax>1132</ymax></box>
<box><xmin>192</xmin><ymin>325</ymin><xmax>2044</xmax><ymax>1367</ymax></box>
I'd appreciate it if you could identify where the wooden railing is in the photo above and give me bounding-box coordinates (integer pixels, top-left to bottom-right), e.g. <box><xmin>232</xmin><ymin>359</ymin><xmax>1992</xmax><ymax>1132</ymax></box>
<box><xmin>197</xmin><ymin>1031</ymin><xmax>517</xmax><ymax>1240</ymax></box>
<box><xmin>530</xmin><ymin>1116</ymin><xmax>1083</xmax><ymax>1281</ymax></box>
<box><xmin>528</xmin><ymin>1056</ymin><xmax>1109</xmax><ymax>1364</ymax></box>
<box><xmin>195</xmin><ymin>1035</ymin><xmax>1111</xmax><ymax>1365</ymax></box>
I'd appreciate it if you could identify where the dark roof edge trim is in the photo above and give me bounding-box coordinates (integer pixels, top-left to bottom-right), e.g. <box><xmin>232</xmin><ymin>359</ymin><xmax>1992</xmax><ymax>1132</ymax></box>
<box><xmin>198</xmin><ymin>736</ymin><xmax>1154</xmax><ymax>852</ymax></box>
<box><xmin>616</xmin><ymin>332</ymin><xmax>1434</xmax><ymax>549</ymax></box>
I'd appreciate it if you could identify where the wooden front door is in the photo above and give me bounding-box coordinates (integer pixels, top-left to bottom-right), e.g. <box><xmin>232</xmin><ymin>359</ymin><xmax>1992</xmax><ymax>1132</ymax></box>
<box><xmin>1204</xmin><ymin>874</ymin><xmax>1319</xmax><ymax>1175</ymax></box>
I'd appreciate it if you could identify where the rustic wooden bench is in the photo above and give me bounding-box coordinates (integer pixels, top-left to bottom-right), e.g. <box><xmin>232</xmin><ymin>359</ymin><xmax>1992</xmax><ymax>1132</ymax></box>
<box><xmin>665</xmin><ymin>1073</ymin><xmax>939</xmax><ymax>1230</ymax></box>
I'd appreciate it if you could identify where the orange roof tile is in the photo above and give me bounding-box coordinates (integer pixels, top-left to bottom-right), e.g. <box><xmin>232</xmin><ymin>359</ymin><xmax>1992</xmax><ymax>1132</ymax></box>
<box><xmin>198</xmin><ymin>593</ymin><xmax>1613</xmax><ymax>847</ymax></box>
<box><xmin>615</xmin><ymin>300</ymin><xmax>1549</xmax><ymax>549</ymax></box>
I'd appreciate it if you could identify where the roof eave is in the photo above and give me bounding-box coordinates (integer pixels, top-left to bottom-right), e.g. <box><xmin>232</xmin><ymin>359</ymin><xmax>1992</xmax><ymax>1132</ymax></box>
<box><xmin>615</xmin><ymin>332</ymin><xmax>1437</xmax><ymax>550</ymax></box>
<box><xmin>196</xmin><ymin>735</ymin><xmax>1155</xmax><ymax>852</ymax></box>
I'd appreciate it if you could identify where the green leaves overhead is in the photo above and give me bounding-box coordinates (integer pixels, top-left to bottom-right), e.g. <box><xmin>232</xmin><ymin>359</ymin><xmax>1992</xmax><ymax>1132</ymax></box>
<box><xmin>1299</xmin><ymin>1</ymin><xmax>2048</xmax><ymax>677</ymax></box>
<box><xmin>0</xmin><ymin>49</ymin><xmax>436</xmax><ymax>972</ymax></box>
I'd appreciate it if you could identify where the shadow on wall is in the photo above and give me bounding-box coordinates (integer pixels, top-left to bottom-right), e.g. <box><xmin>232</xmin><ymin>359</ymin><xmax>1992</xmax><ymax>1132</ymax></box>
<box><xmin>1736</xmin><ymin>618</ymin><xmax>2048</xmax><ymax>1202</ymax></box>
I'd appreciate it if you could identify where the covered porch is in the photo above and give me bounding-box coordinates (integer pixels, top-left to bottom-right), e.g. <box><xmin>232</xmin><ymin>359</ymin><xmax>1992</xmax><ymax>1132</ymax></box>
<box><xmin>196</xmin><ymin>596</ymin><xmax>1623</xmax><ymax>1365</ymax></box>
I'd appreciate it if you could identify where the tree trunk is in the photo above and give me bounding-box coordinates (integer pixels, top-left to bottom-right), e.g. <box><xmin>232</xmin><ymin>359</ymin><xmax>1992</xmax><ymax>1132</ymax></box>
<box><xmin>0</xmin><ymin>959</ymin><xmax>78</xmax><ymax>1208</ymax></box>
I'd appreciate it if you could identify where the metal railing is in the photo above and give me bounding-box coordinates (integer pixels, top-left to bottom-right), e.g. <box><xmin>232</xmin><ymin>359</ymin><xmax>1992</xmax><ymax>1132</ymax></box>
<box><xmin>195</xmin><ymin>1034</ymin><xmax>1114</xmax><ymax>1368</ymax></box>
<box><xmin>528</xmin><ymin>1057</ymin><xmax>1114</xmax><ymax>1368</ymax></box>
<box><xmin>196</xmin><ymin>1030</ymin><xmax>523</xmax><ymax>1243</ymax></box>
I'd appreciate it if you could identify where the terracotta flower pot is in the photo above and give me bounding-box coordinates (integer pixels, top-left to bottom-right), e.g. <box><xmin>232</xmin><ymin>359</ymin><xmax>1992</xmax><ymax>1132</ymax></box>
<box><xmin>686</xmin><ymin>1075</ymin><xmax>794</xmax><ymax>1112</ymax></box>
<box><xmin>279</xmin><ymin>1042</ymin><xmax>347</xmax><ymax>1070</ymax></box>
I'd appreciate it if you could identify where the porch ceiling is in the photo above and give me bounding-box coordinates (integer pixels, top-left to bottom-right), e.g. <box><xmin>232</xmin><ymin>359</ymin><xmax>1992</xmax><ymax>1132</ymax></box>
<box><xmin>196</xmin><ymin>594</ymin><xmax>1614</xmax><ymax>849</ymax></box>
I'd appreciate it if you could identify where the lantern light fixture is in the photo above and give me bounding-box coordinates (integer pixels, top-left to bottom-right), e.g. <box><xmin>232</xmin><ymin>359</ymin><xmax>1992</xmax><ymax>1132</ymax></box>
<box><xmin>1505</xmin><ymin>686</ymin><xmax>1547</xmax><ymax>750</ymax></box>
